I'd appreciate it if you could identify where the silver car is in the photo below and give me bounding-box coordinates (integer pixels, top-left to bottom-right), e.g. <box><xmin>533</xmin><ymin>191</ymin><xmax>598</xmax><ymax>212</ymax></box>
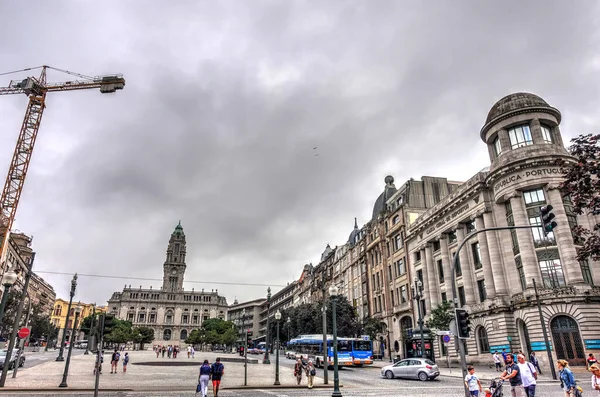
<box><xmin>381</xmin><ymin>358</ymin><xmax>439</xmax><ymax>381</ymax></box>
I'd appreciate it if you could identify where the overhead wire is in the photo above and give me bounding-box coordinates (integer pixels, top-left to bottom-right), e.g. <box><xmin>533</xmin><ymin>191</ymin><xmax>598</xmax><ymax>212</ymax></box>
<box><xmin>34</xmin><ymin>270</ymin><xmax>286</xmax><ymax>288</ymax></box>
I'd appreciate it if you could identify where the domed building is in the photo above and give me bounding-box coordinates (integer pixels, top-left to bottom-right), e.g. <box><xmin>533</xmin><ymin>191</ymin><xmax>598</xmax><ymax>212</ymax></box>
<box><xmin>405</xmin><ymin>92</ymin><xmax>599</xmax><ymax>369</ymax></box>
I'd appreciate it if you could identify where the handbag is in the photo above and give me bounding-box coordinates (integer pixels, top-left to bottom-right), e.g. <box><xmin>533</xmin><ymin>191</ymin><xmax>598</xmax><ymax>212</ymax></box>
<box><xmin>196</xmin><ymin>383</ymin><xmax>202</xmax><ymax>393</ymax></box>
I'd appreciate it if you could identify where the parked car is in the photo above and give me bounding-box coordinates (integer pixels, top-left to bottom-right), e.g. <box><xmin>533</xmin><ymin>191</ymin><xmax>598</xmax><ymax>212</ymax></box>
<box><xmin>286</xmin><ymin>350</ymin><xmax>297</xmax><ymax>359</ymax></box>
<box><xmin>0</xmin><ymin>349</ymin><xmax>25</xmax><ymax>370</ymax></box>
<box><xmin>381</xmin><ymin>358</ymin><xmax>439</xmax><ymax>381</ymax></box>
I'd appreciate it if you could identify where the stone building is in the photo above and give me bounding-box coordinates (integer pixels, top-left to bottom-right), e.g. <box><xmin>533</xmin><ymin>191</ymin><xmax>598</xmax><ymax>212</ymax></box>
<box><xmin>28</xmin><ymin>272</ymin><xmax>56</xmax><ymax>316</ymax></box>
<box><xmin>228</xmin><ymin>298</ymin><xmax>266</xmax><ymax>348</ymax></box>
<box><xmin>405</xmin><ymin>92</ymin><xmax>600</xmax><ymax>368</ymax></box>
<box><xmin>51</xmin><ymin>300</ymin><xmax>107</xmax><ymax>343</ymax></box>
<box><xmin>256</xmin><ymin>282</ymin><xmax>297</xmax><ymax>346</ymax></box>
<box><xmin>0</xmin><ymin>232</ymin><xmax>34</xmax><ymax>293</ymax></box>
<box><xmin>107</xmin><ymin>222</ymin><xmax>229</xmax><ymax>345</ymax></box>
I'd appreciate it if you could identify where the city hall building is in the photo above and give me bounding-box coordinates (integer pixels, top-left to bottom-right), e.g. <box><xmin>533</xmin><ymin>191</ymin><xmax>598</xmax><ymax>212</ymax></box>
<box><xmin>107</xmin><ymin>222</ymin><xmax>229</xmax><ymax>344</ymax></box>
<box><xmin>405</xmin><ymin>93</ymin><xmax>599</xmax><ymax>368</ymax></box>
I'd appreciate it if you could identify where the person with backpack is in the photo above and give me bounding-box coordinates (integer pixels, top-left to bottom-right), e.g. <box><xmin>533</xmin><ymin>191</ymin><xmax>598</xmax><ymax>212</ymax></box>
<box><xmin>110</xmin><ymin>349</ymin><xmax>120</xmax><ymax>374</ymax></box>
<box><xmin>305</xmin><ymin>360</ymin><xmax>316</xmax><ymax>389</ymax></box>
<box><xmin>122</xmin><ymin>352</ymin><xmax>129</xmax><ymax>373</ymax></box>
<box><xmin>517</xmin><ymin>354</ymin><xmax>537</xmax><ymax>397</ymax></box>
<box><xmin>210</xmin><ymin>357</ymin><xmax>224</xmax><ymax>397</ymax></box>
<box><xmin>198</xmin><ymin>359</ymin><xmax>212</xmax><ymax>397</ymax></box>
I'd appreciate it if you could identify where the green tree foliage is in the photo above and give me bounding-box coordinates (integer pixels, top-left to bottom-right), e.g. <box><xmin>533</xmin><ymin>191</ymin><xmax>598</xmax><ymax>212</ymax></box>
<box><xmin>79</xmin><ymin>313</ymin><xmax>100</xmax><ymax>338</ymax></box>
<box><xmin>0</xmin><ymin>290</ymin><xmax>23</xmax><ymax>337</ymax></box>
<box><xmin>185</xmin><ymin>329</ymin><xmax>205</xmax><ymax>345</ymax></box>
<box><xmin>362</xmin><ymin>317</ymin><xmax>385</xmax><ymax>342</ymax></box>
<box><xmin>558</xmin><ymin>133</ymin><xmax>600</xmax><ymax>261</ymax></box>
<box><xmin>184</xmin><ymin>318</ymin><xmax>237</xmax><ymax>347</ymax></box>
<box><xmin>29</xmin><ymin>303</ymin><xmax>57</xmax><ymax>341</ymax></box>
<box><xmin>104</xmin><ymin>319</ymin><xmax>134</xmax><ymax>344</ymax></box>
<box><xmin>425</xmin><ymin>301</ymin><xmax>454</xmax><ymax>331</ymax></box>
<box><xmin>132</xmin><ymin>327</ymin><xmax>155</xmax><ymax>350</ymax></box>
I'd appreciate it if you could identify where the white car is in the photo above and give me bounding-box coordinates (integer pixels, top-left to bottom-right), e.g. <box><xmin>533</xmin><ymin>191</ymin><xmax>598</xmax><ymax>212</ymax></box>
<box><xmin>381</xmin><ymin>358</ymin><xmax>439</xmax><ymax>381</ymax></box>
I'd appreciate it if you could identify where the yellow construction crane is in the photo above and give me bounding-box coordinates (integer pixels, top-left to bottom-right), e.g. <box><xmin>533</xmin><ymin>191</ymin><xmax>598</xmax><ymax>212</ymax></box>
<box><xmin>0</xmin><ymin>65</ymin><xmax>125</xmax><ymax>268</ymax></box>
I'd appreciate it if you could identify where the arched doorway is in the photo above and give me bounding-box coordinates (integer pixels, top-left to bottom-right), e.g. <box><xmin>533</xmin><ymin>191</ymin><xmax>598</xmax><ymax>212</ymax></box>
<box><xmin>551</xmin><ymin>315</ymin><xmax>585</xmax><ymax>366</ymax></box>
<box><xmin>180</xmin><ymin>329</ymin><xmax>188</xmax><ymax>340</ymax></box>
<box><xmin>400</xmin><ymin>316</ymin><xmax>413</xmax><ymax>359</ymax></box>
<box><xmin>517</xmin><ymin>319</ymin><xmax>532</xmax><ymax>357</ymax></box>
<box><xmin>163</xmin><ymin>329</ymin><xmax>172</xmax><ymax>341</ymax></box>
<box><xmin>476</xmin><ymin>326</ymin><xmax>490</xmax><ymax>354</ymax></box>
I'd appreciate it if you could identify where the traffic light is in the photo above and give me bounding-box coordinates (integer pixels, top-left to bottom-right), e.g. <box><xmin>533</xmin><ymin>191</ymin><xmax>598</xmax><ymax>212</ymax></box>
<box><xmin>540</xmin><ymin>205</ymin><xmax>557</xmax><ymax>236</ymax></box>
<box><xmin>246</xmin><ymin>329</ymin><xmax>252</xmax><ymax>346</ymax></box>
<box><xmin>455</xmin><ymin>308</ymin><xmax>471</xmax><ymax>339</ymax></box>
<box><xmin>97</xmin><ymin>313</ymin><xmax>115</xmax><ymax>337</ymax></box>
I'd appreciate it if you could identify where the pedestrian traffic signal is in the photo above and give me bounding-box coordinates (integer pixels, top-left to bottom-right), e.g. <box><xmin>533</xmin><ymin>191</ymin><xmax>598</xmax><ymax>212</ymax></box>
<box><xmin>455</xmin><ymin>308</ymin><xmax>470</xmax><ymax>339</ymax></box>
<box><xmin>97</xmin><ymin>313</ymin><xmax>115</xmax><ymax>337</ymax></box>
<box><xmin>539</xmin><ymin>205</ymin><xmax>557</xmax><ymax>236</ymax></box>
<box><xmin>246</xmin><ymin>329</ymin><xmax>252</xmax><ymax>346</ymax></box>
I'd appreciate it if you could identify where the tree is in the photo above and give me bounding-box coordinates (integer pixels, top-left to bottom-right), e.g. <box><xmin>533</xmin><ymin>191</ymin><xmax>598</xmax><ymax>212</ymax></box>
<box><xmin>425</xmin><ymin>301</ymin><xmax>454</xmax><ymax>331</ymax></box>
<box><xmin>104</xmin><ymin>319</ymin><xmax>133</xmax><ymax>344</ymax></box>
<box><xmin>558</xmin><ymin>133</ymin><xmax>600</xmax><ymax>261</ymax></box>
<box><xmin>29</xmin><ymin>303</ymin><xmax>57</xmax><ymax>341</ymax></box>
<box><xmin>0</xmin><ymin>290</ymin><xmax>23</xmax><ymax>337</ymax></box>
<box><xmin>362</xmin><ymin>317</ymin><xmax>385</xmax><ymax>342</ymax></box>
<box><xmin>185</xmin><ymin>329</ymin><xmax>205</xmax><ymax>345</ymax></box>
<box><xmin>79</xmin><ymin>313</ymin><xmax>100</xmax><ymax>338</ymax></box>
<box><xmin>133</xmin><ymin>327</ymin><xmax>155</xmax><ymax>350</ymax></box>
<box><xmin>325</xmin><ymin>296</ymin><xmax>360</xmax><ymax>336</ymax></box>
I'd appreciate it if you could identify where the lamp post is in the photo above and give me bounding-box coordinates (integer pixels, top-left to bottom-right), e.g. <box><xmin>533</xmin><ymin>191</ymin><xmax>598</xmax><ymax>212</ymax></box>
<box><xmin>329</xmin><ymin>284</ymin><xmax>342</xmax><ymax>397</ymax></box>
<box><xmin>242</xmin><ymin>309</ymin><xmax>248</xmax><ymax>386</ymax></box>
<box><xmin>59</xmin><ymin>306</ymin><xmax>81</xmax><ymax>387</ymax></box>
<box><xmin>274</xmin><ymin>309</ymin><xmax>281</xmax><ymax>385</ymax></box>
<box><xmin>263</xmin><ymin>287</ymin><xmax>271</xmax><ymax>364</ymax></box>
<box><xmin>57</xmin><ymin>273</ymin><xmax>78</xmax><ymax>361</ymax></box>
<box><xmin>0</xmin><ymin>270</ymin><xmax>17</xmax><ymax>326</ymax></box>
<box><xmin>412</xmin><ymin>277</ymin><xmax>425</xmax><ymax>358</ymax></box>
<box><xmin>286</xmin><ymin>316</ymin><xmax>291</xmax><ymax>345</ymax></box>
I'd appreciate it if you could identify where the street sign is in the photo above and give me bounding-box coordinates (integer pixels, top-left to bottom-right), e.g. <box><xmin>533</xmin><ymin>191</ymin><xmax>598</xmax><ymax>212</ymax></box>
<box><xmin>437</xmin><ymin>330</ymin><xmax>452</xmax><ymax>336</ymax></box>
<box><xmin>17</xmin><ymin>327</ymin><xmax>30</xmax><ymax>339</ymax></box>
<box><xmin>443</xmin><ymin>335</ymin><xmax>451</xmax><ymax>343</ymax></box>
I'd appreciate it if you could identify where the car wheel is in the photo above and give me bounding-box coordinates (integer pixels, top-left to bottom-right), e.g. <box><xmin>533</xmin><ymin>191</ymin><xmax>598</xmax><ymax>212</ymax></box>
<box><xmin>385</xmin><ymin>370</ymin><xmax>394</xmax><ymax>379</ymax></box>
<box><xmin>418</xmin><ymin>371</ymin><xmax>428</xmax><ymax>381</ymax></box>
<box><xmin>19</xmin><ymin>359</ymin><xmax>24</xmax><ymax>368</ymax></box>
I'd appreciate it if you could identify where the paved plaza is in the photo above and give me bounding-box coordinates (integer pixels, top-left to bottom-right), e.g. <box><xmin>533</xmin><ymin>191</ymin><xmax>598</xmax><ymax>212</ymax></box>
<box><xmin>0</xmin><ymin>349</ymin><xmax>593</xmax><ymax>396</ymax></box>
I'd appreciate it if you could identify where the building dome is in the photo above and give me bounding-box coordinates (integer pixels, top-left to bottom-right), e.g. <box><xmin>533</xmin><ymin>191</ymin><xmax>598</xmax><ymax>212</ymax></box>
<box><xmin>347</xmin><ymin>218</ymin><xmax>360</xmax><ymax>246</ymax></box>
<box><xmin>372</xmin><ymin>176</ymin><xmax>397</xmax><ymax>221</ymax></box>
<box><xmin>485</xmin><ymin>93</ymin><xmax>552</xmax><ymax>125</ymax></box>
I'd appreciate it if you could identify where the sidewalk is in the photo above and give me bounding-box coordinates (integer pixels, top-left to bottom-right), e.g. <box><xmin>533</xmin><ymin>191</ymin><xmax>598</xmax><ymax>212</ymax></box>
<box><xmin>1</xmin><ymin>350</ymin><xmax>331</xmax><ymax>392</ymax></box>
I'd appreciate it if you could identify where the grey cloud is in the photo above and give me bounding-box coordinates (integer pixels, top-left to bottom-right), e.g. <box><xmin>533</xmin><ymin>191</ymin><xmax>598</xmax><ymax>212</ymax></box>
<box><xmin>0</xmin><ymin>0</ymin><xmax>598</xmax><ymax>303</ymax></box>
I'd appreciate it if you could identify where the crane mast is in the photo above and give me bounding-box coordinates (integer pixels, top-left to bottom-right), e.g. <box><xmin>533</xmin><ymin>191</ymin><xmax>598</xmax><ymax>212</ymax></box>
<box><xmin>0</xmin><ymin>65</ymin><xmax>125</xmax><ymax>270</ymax></box>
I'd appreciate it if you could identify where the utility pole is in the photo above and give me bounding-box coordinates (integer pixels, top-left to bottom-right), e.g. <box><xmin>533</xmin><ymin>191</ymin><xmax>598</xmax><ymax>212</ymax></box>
<box><xmin>533</xmin><ymin>278</ymin><xmax>557</xmax><ymax>380</ymax></box>
<box><xmin>94</xmin><ymin>314</ymin><xmax>105</xmax><ymax>397</ymax></box>
<box><xmin>321</xmin><ymin>266</ymin><xmax>329</xmax><ymax>384</ymax></box>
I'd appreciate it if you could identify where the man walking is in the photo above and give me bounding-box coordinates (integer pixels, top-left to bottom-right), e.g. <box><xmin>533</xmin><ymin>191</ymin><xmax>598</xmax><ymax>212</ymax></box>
<box><xmin>501</xmin><ymin>353</ymin><xmax>525</xmax><ymax>397</ymax></box>
<box><xmin>210</xmin><ymin>357</ymin><xmax>224</xmax><ymax>397</ymax></box>
<box><xmin>530</xmin><ymin>351</ymin><xmax>542</xmax><ymax>375</ymax></box>
<box><xmin>517</xmin><ymin>354</ymin><xmax>537</xmax><ymax>397</ymax></box>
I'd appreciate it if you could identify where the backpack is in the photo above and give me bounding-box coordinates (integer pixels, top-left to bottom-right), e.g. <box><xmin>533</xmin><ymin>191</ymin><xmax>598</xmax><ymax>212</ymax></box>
<box><xmin>310</xmin><ymin>368</ymin><xmax>316</xmax><ymax>376</ymax></box>
<box><xmin>212</xmin><ymin>363</ymin><xmax>223</xmax><ymax>375</ymax></box>
<box><xmin>527</xmin><ymin>362</ymin><xmax>537</xmax><ymax>380</ymax></box>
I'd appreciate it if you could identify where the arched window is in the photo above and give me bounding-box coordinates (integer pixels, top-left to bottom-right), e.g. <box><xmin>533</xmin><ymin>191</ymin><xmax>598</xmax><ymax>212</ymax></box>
<box><xmin>477</xmin><ymin>326</ymin><xmax>490</xmax><ymax>353</ymax></box>
<box><xmin>180</xmin><ymin>329</ymin><xmax>188</xmax><ymax>340</ymax></box>
<box><xmin>163</xmin><ymin>329</ymin><xmax>172</xmax><ymax>341</ymax></box>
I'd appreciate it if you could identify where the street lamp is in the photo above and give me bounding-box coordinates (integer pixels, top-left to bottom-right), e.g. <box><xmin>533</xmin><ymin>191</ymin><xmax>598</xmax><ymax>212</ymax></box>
<box><xmin>59</xmin><ymin>306</ymin><xmax>82</xmax><ymax>388</ymax></box>
<box><xmin>329</xmin><ymin>284</ymin><xmax>342</xmax><ymax>397</ymax></box>
<box><xmin>57</xmin><ymin>273</ymin><xmax>78</xmax><ymax>361</ymax></box>
<box><xmin>263</xmin><ymin>287</ymin><xmax>271</xmax><ymax>364</ymax></box>
<box><xmin>412</xmin><ymin>277</ymin><xmax>425</xmax><ymax>358</ymax></box>
<box><xmin>286</xmin><ymin>316</ymin><xmax>291</xmax><ymax>345</ymax></box>
<box><xmin>274</xmin><ymin>310</ymin><xmax>282</xmax><ymax>385</ymax></box>
<box><xmin>242</xmin><ymin>309</ymin><xmax>248</xmax><ymax>386</ymax></box>
<box><xmin>0</xmin><ymin>270</ymin><xmax>18</xmax><ymax>326</ymax></box>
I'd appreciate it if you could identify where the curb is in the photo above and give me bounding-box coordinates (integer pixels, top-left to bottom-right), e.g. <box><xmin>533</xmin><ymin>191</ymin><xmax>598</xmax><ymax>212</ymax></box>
<box><xmin>0</xmin><ymin>384</ymin><xmax>343</xmax><ymax>392</ymax></box>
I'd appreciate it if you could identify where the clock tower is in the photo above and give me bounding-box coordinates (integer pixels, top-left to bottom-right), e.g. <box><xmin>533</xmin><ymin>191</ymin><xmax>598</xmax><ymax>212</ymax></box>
<box><xmin>162</xmin><ymin>221</ymin><xmax>187</xmax><ymax>292</ymax></box>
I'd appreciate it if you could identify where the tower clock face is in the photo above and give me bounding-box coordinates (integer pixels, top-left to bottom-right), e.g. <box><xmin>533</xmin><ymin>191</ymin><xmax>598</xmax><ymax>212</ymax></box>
<box><xmin>171</xmin><ymin>268</ymin><xmax>177</xmax><ymax>275</ymax></box>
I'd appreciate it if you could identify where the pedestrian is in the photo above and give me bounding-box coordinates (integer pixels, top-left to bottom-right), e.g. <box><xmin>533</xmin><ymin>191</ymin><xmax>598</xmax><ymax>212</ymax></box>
<box><xmin>162</xmin><ymin>346</ymin><xmax>166</xmax><ymax>358</ymax></box>
<box><xmin>198</xmin><ymin>359</ymin><xmax>211</xmax><ymax>397</ymax></box>
<box><xmin>122</xmin><ymin>352</ymin><xmax>129</xmax><ymax>373</ymax></box>
<box><xmin>493</xmin><ymin>351</ymin><xmax>502</xmax><ymax>372</ymax></box>
<box><xmin>210</xmin><ymin>357</ymin><xmax>224</xmax><ymax>397</ymax></box>
<box><xmin>589</xmin><ymin>363</ymin><xmax>600</xmax><ymax>394</ymax></box>
<box><xmin>156</xmin><ymin>345</ymin><xmax>160</xmax><ymax>358</ymax></box>
<box><xmin>188</xmin><ymin>345</ymin><xmax>192</xmax><ymax>358</ymax></box>
<box><xmin>588</xmin><ymin>353</ymin><xmax>598</xmax><ymax>370</ymax></box>
<box><xmin>110</xmin><ymin>349</ymin><xmax>120</xmax><ymax>374</ymax></box>
<box><xmin>464</xmin><ymin>365</ymin><xmax>483</xmax><ymax>396</ymax></box>
<box><xmin>192</xmin><ymin>346</ymin><xmax>195</xmax><ymax>358</ymax></box>
<box><xmin>530</xmin><ymin>352</ymin><xmax>541</xmax><ymax>375</ymax></box>
<box><xmin>294</xmin><ymin>358</ymin><xmax>304</xmax><ymax>385</ymax></box>
<box><xmin>516</xmin><ymin>354</ymin><xmax>537</xmax><ymax>397</ymax></box>
<box><xmin>500</xmin><ymin>353</ymin><xmax>525</xmax><ymax>397</ymax></box>
<box><xmin>502</xmin><ymin>349</ymin><xmax>508</xmax><ymax>365</ymax></box>
<box><xmin>306</xmin><ymin>360</ymin><xmax>316</xmax><ymax>389</ymax></box>
<box><xmin>557</xmin><ymin>359</ymin><xmax>577</xmax><ymax>397</ymax></box>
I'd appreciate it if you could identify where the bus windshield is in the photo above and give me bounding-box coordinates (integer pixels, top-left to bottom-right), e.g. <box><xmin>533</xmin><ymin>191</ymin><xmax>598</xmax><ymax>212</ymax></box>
<box><xmin>337</xmin><ymin>340</ymin><xmax>352</xmax><ymax>352</ymax></box>
<box><xmin>353</xmin><ymin>340</ymin><xmax>372</xmax><ymax>351</ymax></box>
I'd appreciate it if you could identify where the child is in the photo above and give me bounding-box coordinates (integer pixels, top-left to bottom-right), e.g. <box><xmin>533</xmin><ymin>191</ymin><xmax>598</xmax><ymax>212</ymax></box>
<box><xmin>464</xmin><ymin>365</ymin><xmax>483</xmax><ymax>396</ymax></box>
<box><xmin>122</xmin><ymin>352</ymin><xmax>129</xmax><ymax>373</ymax></box>
<box><xmin>484</xmin><ymin>388</ymin><xmax>492</xmax><ymax>397</ymax></box>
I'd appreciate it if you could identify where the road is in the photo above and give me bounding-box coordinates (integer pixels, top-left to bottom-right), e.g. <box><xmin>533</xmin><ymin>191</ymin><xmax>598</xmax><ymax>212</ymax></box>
<box><xmin>18</xmin><ymin>349</ymin><xmax>86</xmax><ymax>371</ymax></box>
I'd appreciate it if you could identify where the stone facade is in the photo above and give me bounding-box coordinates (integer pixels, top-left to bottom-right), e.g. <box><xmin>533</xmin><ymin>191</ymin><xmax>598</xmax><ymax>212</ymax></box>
<box><xmin>228</xmin><ymin>298</ymin><xmax>266</xmax><ymax>347</ymax></box>
<box><xmin>404</xmin><ymin>93</ymin><xmax>600</xmax><ymax>368</ymax></box>
<box><xmin>107</xmin><ymin>222</ymin><xmax>229</xmax><ymax>345</ymax></box>
<box><xmin>29</xmin><ymin>272</ymin><xmax>56</xmax><ymax>317</ymax></box>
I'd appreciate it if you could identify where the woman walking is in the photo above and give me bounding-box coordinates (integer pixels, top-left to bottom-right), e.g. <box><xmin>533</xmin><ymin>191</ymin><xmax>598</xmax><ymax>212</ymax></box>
<box><xmin>198</xmin><ymin>359</ymin><xmax>211</xmax><ymax>397</ymax></box>
<box><xmin>557</xmin><ymin>359</ymin><xmax>577</xmax><ymax>397</ymax></box>
<box><xmin>293</xmin><ymin>359</ymin><xmax>304</xmax><ymax>385</ymax></box>
<box><xmin>590</xmin><ymin>363</ymin><xmax>600</xmax><ymax>394</ymax></box>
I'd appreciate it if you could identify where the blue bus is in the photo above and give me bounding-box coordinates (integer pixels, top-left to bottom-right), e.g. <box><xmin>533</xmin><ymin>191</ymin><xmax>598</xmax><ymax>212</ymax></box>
<box><xmin>288</xmin><ymin>335</ymin><xmax>373</xmax><ymax>368</ymax></box>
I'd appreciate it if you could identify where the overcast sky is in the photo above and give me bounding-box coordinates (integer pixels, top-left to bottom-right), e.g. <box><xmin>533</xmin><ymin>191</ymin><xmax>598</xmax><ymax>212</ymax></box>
<box><xmin>0</xmin><ymin>1</ymin><xmax>599</xmax><ymax>306</ymax></box>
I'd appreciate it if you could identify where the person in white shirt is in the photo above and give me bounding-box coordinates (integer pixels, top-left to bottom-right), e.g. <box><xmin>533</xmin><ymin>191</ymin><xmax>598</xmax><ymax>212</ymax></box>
<box><xmin>590</xmin><ymin>363</ymin><xmax>600</xmax><ymax>393</ymax></box>
<box><xmin>493</xmin><ymin>352</ymin><xmax>502</xmax><ymax>372</ymax></box>
<box><xmin>517</xmin><ymin>354</ymin><xmax>537</xmax><ymax>397</ymax></box>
